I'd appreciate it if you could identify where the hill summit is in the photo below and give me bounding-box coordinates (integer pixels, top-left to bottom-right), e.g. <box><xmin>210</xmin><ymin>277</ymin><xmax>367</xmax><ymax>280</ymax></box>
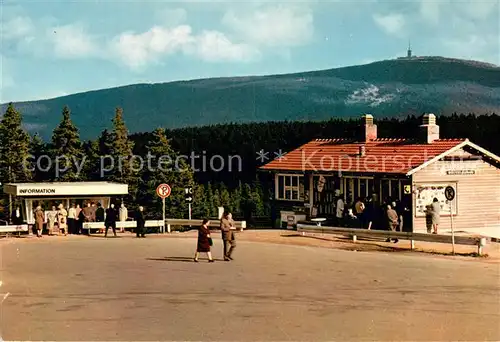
<box><xmin>2</xmin><ymin>56</ymin><xmax>499</xmax><ymax>140</ymax></box>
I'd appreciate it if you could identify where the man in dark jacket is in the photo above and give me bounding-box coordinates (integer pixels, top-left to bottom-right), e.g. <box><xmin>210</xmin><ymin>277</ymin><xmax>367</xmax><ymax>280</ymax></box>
<box><xmin>135</xmin><ymin>206</ymin><xmax>146</xmax><ymax>238</ymax></box>
<box><xmin>104</xmin><ymin>203</ymin><xmax>118</xmax><ymax>237</ymax></box>
<box><xmin>95</xmin><ymin>202</ymin><xmax>105</xmax><ymax>222</ymax></box>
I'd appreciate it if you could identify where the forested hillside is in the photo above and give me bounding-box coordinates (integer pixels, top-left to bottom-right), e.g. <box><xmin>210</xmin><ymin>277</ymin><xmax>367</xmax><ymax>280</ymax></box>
<box><xmin>2</xmin><ymin>57</ymin><xmax>499</xmax><ymax>140</ymax></box>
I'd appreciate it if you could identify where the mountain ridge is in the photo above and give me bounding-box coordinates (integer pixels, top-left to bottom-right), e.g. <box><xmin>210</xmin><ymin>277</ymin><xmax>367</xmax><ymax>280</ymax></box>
<box><xmin>2</xmin><ymin>56</ymin><xmax>499</xmax><ymax>140</ymax></box>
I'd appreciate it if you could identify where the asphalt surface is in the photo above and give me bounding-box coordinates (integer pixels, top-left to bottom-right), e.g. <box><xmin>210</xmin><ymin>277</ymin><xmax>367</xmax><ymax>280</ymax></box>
<box><xmin>1</xmin><ymin>234</ymin><xmax>499</xmax><ymax>341</ymax></box>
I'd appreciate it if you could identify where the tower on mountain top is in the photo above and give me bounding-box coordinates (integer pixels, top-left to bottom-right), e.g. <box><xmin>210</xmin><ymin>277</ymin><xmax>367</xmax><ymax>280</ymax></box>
<box><xmin>407</xmin><ymin>40</ymin><xmax>412</xmax><ymax>58</ymax></box>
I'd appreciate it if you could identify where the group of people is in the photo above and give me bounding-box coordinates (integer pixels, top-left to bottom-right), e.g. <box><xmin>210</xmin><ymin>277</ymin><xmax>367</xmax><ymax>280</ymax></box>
<box><xmin>34</xmin><ymin>203</ymin><xmax>67</xmax><ymax>237</ymax></box>
<box><xmin>32</xmin><ymin>201</ymin><xmax>147</xmax><ymax>238</ymax></box>
<box><xmin>194</xmin><ymin>211</ymin><xmax>238</xmax><ymax>262</ymax></box>
<box><xmin>327</xmin><ymin>192</ymin><xmax>442</xmax><ymax>242</ymax></box>
<box><xmin>328</xmin><ymin>193</ymin><xmax>413</xmax><ymax>243</ymax></box>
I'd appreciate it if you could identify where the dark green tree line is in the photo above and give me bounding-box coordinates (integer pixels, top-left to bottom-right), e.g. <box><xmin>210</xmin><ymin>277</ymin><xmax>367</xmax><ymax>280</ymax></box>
<box><xmin>2</xmin><ymin>103</ymin><xmax>499</xmax><ymax>222</ymax></box>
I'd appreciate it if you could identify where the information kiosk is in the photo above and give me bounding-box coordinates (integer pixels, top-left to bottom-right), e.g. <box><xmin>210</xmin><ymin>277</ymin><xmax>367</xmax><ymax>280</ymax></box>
<box><xmin>3</xmin><ymin>182</ymin><xmax>129</xmax><ymax>224</ymax></box>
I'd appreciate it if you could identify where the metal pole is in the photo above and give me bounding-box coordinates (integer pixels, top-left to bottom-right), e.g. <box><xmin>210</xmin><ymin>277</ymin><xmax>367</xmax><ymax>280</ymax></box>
<box><xmin>188</xmin><ymin>203</ymin><xmax>192</xmax><ymax>220</ymax></box>
<box><xmin>8</xmin><ymin>194</ymin><xmax>12</xmax><ymax>224</ymax></box>
<box><xmin>163</xmin><ymin>197</ymin><xmax>167</xmax><ymax>233</ymax></box>
<box><xmin>451</xmin><ymin>200</ymin><xmax>455</xmax><ymax>255</ymax></box>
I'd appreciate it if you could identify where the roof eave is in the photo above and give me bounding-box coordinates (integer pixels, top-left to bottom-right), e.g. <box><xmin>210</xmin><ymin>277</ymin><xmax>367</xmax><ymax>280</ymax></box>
<box><xmin>405</xmin><ymin>139</ymin><xmax>500</xmax><ymax>176</ymax></box>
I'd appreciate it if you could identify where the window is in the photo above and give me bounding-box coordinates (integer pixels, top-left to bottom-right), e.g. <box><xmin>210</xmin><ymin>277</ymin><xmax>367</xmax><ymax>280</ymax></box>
<box><xmin>276</xmin><ymin>174</ymin><xmax>304</xmax><ymax>201</ymax></box>
<box><xmin>343</xmin><ymin>177</ymin><xmax>374</xmax><ymax>202</ymax></box>
<box><xmin>390</xmin><ymin>180</ymin><xmax>401</xmax><ymax>201</ymax></box>
<box><xmin>381</xmin><ymin>179</ymin><xmax>390</xmax><ymax>203</ymax></box>
<box><xmin>380</xmin><ymin>179</ymin><xmax>402</xmax><ymax>202</ymax></box>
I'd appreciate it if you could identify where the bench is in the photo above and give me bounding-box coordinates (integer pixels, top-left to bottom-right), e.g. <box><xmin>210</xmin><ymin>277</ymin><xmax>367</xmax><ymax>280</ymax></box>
<box><xmin>82</xmin><ymin>220</ymin><xmax>165</xmax><ymax>233</ymax></box>
<box><xmin>82</xmin><ymin>219</ymin><xmax>246</xmax><ymax>233</ymax></box>
<box><xmin>296</xmin><ymin>223</ymin><xmax>488</xmax><ymax>255</ymax></box>
<box><xmin>0</xmin><ymin>224</ymin><xmax>29</xmax><ymax>236</ymax></box>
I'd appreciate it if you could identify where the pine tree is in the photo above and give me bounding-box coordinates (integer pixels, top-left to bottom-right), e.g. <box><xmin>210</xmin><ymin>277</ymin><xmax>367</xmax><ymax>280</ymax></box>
<box><xmin>219</xmin><ymin>183</ymin><xmax>231</xmax><ymax>210</ymax></box>
<box><xmin>82</xmin><ymin>140</ymin><xmax>101</xmax><ymax>181</ymax></box>
<box><xmin>230</xmin><ymin>183</ymin><xmax>243</xmax><ymax>215</ymax></box>
<box><xmin>205</xmin><ymin>182</ymin><xmax>216</xmax><ymax>217</ymax></box>
<box><xmin>213</xmin><ymin>188</ymin><xmax>221</xmax><ymax>213</ymax></box>
<box><xmin>0</xmin><ymin>103</ymin><xmax>32</xmax><ymax>183</ymax></box>
<box><xmin>141</xmin><ymin>127</ymin><xmax>195</xmax><ymax>218</ymax></box>
<box><xmin>192</xmin><ymin>183</ymin><xmax>209</xmax><ymax>218</ymax></box>
<box><xmin>108</xmin><ymin>108</ymin><xmax>139</xmax><ymax>201</ymax></box>
<box><xmin>241</xmin><ymin>183</ymin><xmax>256</xmax><ymax>221</ymax></box>
<box><xmin>251</xmin><ymin>175</ymin><xmax>265</xmax><ymax>216</ymax></box>
<box><xmin>50</xmin><ymin>105</ymin><xmax>84</xmax><ymax>181</ymax></box>
<box><xmin>29</xmin><ymin>133</ymin><xmax>47</xmax><ymax>181</ymax></box>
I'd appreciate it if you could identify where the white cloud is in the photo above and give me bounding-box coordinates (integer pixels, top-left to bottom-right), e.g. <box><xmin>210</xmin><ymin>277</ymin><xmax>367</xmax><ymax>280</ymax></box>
<box><xmin>372</xmin><ymin>13</ymin><xmax>405</xmax><ymax>36</ymax></box>
<box><xmin>48</xmin><ymin>24</ymin><xmax>98</xmax><ymax>59</ymax></box>
<box><xmin>2</xmin><ymin>3</ymin><xmax>316</xmax><ymax>72</ymax></box>
<box><xmin>109</xmin><ymin>3</ymin><xmax>316</xmax><ymax>70</ymax></box>
<box><xmin>1</xmin><ymin>16</ymin><xmax>34</xmax><ymax>40</ymax></box>
<box><xmin>110</xmin><ymin>25</ymin><xmax>195</xmax><ymax>69</ymax></box>
<box><xmin>222</xmin><ymin>4</ymin><xmax>314</xmax><ymax>47</ymax></box>
<box><xmin>193</xmin><ymin>30</ymin><xmax>261</xmax><ymax>62</ymax></box>
<box><xmin>110</xmin><ymin>24</ymin><xmax>260</xmax><ymax>70</ymax></box>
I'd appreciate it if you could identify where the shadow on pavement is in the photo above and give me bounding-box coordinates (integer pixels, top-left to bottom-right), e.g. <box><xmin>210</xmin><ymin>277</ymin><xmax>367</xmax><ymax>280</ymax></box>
<box><xmin>146</xmin><ymin>256</ymin><xmax>226</xmax><ymax>262</ymax></box>
<box><xmin>86</xmin><ymin>234</ymin><xmax>123</xmax><ymax>238</ymax></box>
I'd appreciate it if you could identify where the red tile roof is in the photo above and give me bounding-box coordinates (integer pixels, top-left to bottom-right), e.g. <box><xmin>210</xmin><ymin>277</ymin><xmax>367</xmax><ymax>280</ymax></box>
<box><xmin>259</xmin><ymin>138</ymin><xmax>467</xmax><ymax>174</ymax></box>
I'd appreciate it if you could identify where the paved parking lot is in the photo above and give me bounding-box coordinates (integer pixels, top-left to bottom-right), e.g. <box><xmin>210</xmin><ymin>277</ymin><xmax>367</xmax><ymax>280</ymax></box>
<box><xmin>1</xmin><ymin>234</ymin><xmax>499</xmax><ymax>341</ymax></box>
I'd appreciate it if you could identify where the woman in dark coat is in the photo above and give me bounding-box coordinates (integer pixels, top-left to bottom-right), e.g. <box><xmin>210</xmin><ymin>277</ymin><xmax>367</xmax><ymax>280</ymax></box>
<box><xmin>194</xmin><ymin>219</ymin><xmax>214</xmax><ymax>262</ymax></box>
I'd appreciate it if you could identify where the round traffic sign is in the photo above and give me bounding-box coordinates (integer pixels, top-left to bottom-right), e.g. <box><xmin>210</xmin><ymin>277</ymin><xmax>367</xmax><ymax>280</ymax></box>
<box><xmin>444</xmin><ymin>186</ymin><xmax>455</xmax><ymax>201</ymax></box>
<box><xmin>156</xmin><ymin>184</ymin><xmax>171</xmax><ymax>199</ymax></box>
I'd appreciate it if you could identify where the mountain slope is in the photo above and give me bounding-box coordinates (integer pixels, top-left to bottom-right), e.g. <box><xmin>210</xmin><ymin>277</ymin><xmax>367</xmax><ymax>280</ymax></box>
<box><xmin>2</xmin><ymin>56</ymin><xmax>499</xmax><ymax>140</ymax></box>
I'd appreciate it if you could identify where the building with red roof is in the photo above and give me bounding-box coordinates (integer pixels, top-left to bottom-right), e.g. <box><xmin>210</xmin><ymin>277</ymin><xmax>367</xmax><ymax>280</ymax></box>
<box><xmin>259</xmin><ymin>114</ymin><xmax>500</xmax><ymax>238</ymax></box>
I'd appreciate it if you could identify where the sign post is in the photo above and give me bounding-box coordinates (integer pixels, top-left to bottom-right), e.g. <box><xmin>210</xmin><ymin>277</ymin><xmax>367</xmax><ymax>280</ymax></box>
<box><xmin>156</xmin><ymin>184</ymin><xmax>171</xmax><ymax>233</ymax></box>
<box><xmin>185</xmin><ymin>187</ymin><xmax>193</xmax><ymax>222</ymax></box>
<box><xmin>445</xmin><ymin>186</ymin><xmax>456</xmax><ymax>255</ymax></box>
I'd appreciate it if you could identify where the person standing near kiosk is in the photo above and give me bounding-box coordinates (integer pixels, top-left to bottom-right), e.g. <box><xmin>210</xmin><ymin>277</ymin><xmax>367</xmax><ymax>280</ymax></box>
<box><xmin>104</xmin><ymin>203</ymin><xmax>118</xmax><ymax>237</ymax></box>
<box><xmin>34</xmin><ymin>206</ymin><xmax>44</xmax><ymax>238</ymax></box>
<box><xmin>135</xmin><ymin>206</ymin><xmax>145</xmax><ymax>238</ymax></box>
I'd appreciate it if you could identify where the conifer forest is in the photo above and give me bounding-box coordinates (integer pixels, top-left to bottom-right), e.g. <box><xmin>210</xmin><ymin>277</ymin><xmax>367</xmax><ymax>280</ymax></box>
<box><xmin>0</xmin><ymin>103</ymin><xmax>499</xmax><ymax>226</ymax></box>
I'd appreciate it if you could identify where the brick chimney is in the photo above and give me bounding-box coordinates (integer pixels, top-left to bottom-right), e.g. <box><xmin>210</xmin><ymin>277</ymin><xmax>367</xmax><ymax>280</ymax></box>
<box><xmin>359</xmin><ymin>145</ymin><xmax>366</xmax><ymax>157</ymax></box>
<box><xmin>419</xmin><ymin>113</ymin><xmax>440</xmax><ymax>143</ymax></box>
<box><xmin>361</xmin><ymin>114</ymin><xmax>377</xmax><ymax>142</ymax></box>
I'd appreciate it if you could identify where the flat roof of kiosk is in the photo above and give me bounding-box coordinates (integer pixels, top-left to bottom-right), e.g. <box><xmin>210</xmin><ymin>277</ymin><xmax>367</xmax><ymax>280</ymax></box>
<box><xmin>2</xmin><ymin>182</ymin><xmax>129</xmax><ymax>197</ymax></box>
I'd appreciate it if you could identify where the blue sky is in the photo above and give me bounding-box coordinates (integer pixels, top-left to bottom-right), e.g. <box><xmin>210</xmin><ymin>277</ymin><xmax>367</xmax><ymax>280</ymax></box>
<box><xmin>1</xmin><ymin>0</ymin><xmax>499</xmax><ymax>103</ymax></box>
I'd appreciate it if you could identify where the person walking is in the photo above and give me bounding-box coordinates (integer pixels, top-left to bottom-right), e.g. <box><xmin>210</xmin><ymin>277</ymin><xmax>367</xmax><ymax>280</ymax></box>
<box><xmin>194</xmin><ymin>219</ymin><xmax>214</xmax><ymax>262</ymax></box>
<box><xmin>220</xmin><ymin>211</ymin><xmax>236</xmax><ymax>261</ymax></box>
<box><xmin>430</xmin><ymin>197</ymin><xmax>441</xmax><ymax>234</ymax></box>
<box><xmin>135</xmin><ymin>206</ymin><xmax>146</xmax><ymax>238</ymax></box>
<box><xmin>104</xmin><ymin>203</ymin><xmax>118</xmax><ymax>237</ymax></box>
<box><xmin>34</xmin><ymin>205</ymin><xmax>44</xmax><ymax>238</ymax></box>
